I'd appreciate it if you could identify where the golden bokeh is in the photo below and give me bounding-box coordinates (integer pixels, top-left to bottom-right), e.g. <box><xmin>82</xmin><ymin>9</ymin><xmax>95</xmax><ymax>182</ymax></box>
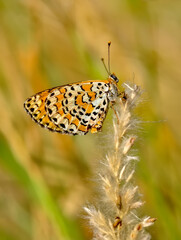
<box><xmin>0</xmin><ymin>0</ymin><xmax>180</xmax><ymax>239</ymax></box>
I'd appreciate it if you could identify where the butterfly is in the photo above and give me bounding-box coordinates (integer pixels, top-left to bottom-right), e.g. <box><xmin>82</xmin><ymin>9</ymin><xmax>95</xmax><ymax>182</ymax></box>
<box><xmin>24</xmin><ymin>42</ymin><xmax>121</xmax><ymax>135</ymax></box>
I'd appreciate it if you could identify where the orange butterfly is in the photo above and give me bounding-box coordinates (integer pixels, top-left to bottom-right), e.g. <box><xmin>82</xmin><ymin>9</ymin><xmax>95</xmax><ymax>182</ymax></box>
<box><xmin>24</xmin><ymin>42</ymin><xmax>120</xmax><ymax>135</ymax></box>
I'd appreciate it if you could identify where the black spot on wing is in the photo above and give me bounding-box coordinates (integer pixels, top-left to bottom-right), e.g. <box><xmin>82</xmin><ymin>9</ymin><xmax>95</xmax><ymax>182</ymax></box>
<box><xmin>76</xmin><ymin>115</ymin><xmax>81</xmax><ymax>121</ymax></box>
<box><xmin>53</xmin><ymin>117</ymin><xmax>57</xmax><ymax>122</ymax></box>
<box><xmin>46</xmin><ymin>100</ymin><xmax>51</xmax><ymax>106</ymax></box>
<box><xmin>48</xmin><ymin>108</ymin><xmax>52</xmax><ymax>115</ymax></box>
<box><xmin>60</xmin><ymin>123</ymin><xmax>65</xmax><ymax>129</ymax></box>
<box><xmin>91</xmin><ymin>116</ymin><xmax>96</xmax><ymax>121</ymax></box>
<box><xmin>93</xmin><ymin>111</ymin><xmax>98</xmax><ymax>116</ymax></box>
<box><xmin>50</xmin><ymin>92</ymin><xmax>55</xmax><ymax>97</ymax></box>
<box><xmin>82</xmin><ymin>119</ymin><xmax>88</xmax><ymax>124</ymax></box>
<box><xmin>79</xmin><ymin>111</ymin><xmax>84</xmax><ymax>116</ymax></box>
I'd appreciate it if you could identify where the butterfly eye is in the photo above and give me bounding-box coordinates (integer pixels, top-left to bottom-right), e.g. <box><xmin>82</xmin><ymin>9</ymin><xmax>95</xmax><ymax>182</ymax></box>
<box><xmin>110</xmin><ymin>74</ymin><xmax>119</xmax><ymax>83</ymax></box>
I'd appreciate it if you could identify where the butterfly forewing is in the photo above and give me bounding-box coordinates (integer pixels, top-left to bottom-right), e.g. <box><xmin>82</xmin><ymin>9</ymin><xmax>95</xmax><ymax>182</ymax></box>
<box><xmin>24</xmin><ymin>80</ymin><xmax>112</xmax><ymax>135</ymax></box>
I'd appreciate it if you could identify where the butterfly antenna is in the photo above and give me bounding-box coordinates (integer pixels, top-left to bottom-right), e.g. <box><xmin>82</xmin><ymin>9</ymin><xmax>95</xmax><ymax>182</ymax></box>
<box><xmin>101</xmin><ymin>41</ymin><xmax>112</xmax><ymax>75</ymax></box>
<box><xmin>108</xmin><ymin>41</ymin><xmax>111</xmax><ymax>74</ymax></box>
<box><xmin>101</xmin><ymin>57</ymin><xmax>109</xmax><ymax>75</ymax></box>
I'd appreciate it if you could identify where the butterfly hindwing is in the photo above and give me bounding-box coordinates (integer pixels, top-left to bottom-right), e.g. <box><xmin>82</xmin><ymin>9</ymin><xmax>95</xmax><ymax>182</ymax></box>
<box><xmin>45</xmin><ymin>81</ymin><xmax>110</xmax><ymax>135</ymax></box>
<box><xmin>24</xmin><ymin>79</ymin><xmax>115</xmax><ymax>135</ymax></box>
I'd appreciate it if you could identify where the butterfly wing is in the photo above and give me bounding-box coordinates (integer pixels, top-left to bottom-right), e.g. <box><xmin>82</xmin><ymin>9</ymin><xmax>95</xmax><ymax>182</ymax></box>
<box><xmin>24</xmin><ymin>87</ymin><xmax>66</xmax><ymax>133</ymax></box>
<box><xmin>24</xmin><ymin>80</ymin><xmax>111</xmax><ymax>135</ymax></box>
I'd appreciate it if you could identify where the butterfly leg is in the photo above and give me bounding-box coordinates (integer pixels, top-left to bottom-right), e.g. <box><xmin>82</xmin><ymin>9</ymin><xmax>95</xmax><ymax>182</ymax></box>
<box><xmin>118</xmin><ymin>91</ymin><xmax>128</xmax><ymax>102</ymax></box>
<box><xmin>110</xmin><ymin>91</ymin><xmax>128</xmax><ymax>124</ymax></box>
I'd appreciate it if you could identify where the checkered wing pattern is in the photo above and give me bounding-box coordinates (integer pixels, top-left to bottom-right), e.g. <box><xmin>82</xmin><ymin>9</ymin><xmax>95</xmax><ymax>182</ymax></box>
<box><xmin>24</xmin><ymin>80</ymin><xmax>111</xmax><ymax>135</ymax></box>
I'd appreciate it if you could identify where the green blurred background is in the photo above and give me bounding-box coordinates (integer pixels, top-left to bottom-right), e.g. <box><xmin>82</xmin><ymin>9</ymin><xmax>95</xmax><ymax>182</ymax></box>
<box><xmin>0</xmin><ymin>0</ymin><xmax>180</xmax><ymax>239</ymax></box>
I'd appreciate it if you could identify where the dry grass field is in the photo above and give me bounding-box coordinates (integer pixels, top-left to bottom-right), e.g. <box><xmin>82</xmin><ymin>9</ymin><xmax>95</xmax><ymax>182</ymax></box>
<box><xmin>0</xmin><ymin>0</ymin><xmax>180</xmax><ymax>239</ymax></box>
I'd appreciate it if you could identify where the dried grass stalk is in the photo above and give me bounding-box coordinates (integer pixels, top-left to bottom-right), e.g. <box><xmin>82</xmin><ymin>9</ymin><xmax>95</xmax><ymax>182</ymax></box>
<box><xmin>84</xmin><ymin>83</ymin><xmax>156</xmax><ymax>240</ymax></box>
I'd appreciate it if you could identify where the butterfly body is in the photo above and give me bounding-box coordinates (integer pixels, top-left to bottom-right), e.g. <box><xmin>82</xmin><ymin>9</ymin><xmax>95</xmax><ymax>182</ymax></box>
<box><xmin>24</xmin><ymin>74</ymin><xmax>119</xmax><ymax>135</ymax></box>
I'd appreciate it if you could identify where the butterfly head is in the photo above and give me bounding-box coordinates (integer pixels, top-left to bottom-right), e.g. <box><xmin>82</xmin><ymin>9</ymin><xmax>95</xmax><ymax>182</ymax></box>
<box><xmin>109</xmin><ymin>73</ymin><xmax>119</xmax><ymax>83</ymax></box>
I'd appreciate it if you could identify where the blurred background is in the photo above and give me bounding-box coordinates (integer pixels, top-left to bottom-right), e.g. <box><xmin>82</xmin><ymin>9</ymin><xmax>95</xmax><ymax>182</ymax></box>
<box><xmin>0</xmin><ymin>0</ymin><xmax>180</xmax><ymax>239</ymax></box>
